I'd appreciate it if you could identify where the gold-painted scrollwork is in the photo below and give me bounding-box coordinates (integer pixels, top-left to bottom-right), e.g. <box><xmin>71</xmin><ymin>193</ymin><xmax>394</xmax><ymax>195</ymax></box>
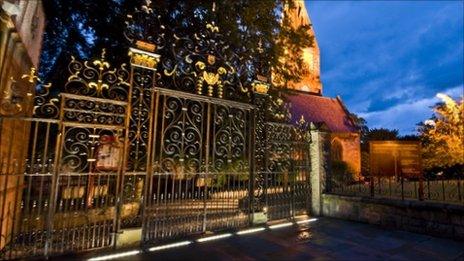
<box><xmin>267</xmin><ymin>91</ymin><xmax>292</xmax><ymax>123</ymax></box>
<box><xmin>159</xmin><ymin>17</ymin><xmax>249</xmax><ymax>101</ymax></box>
<box><xmin>296</xmin><ymin>115</ymin><xmax>311</xmax><ymax>143</ymax></box>
<box><xmin>128</xmin><ymin>47</ymin><xmax>160</xmax><ymax>70</ymax></box>
<box><xmin>66</xmin><ymin>49</ymin><xmax>130</xmax><ymax>101</ymax></box>
<box><xmin>34</xmin><ymin>82</ymin><xmax>60</xmax><ymax>119</ymax></box>
<box><xmin>193</xmin><ymin>56</ymin><xmax>230</xmax><ymax>98</ymax></box>
<box><xmin>206</xmin><ymin>22</ymin><xmax>219</xmax><ymax>33</ymax></box>
<box><xmin>252</xmin><ymin>80</ymin><xmax>270</xmax><ymax>95</ymax></box>
<box><xmin>0</xmin><ymin>68</ymin><xmax>39</xmax><ymax>116</ymax></box>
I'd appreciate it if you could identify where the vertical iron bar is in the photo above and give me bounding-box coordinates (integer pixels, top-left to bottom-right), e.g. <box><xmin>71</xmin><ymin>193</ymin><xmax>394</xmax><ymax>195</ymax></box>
<box><xmin>401</xmin><ymin>173</ymin><xmax>404</xmax><ymax>201</ymax></box>
<box><xmin>248</xmin><ymin>108</ymin><xmax>255</xmax><ymax>225</ymax></box>
<box><xmin>140</xmin><ymin>69</ymin><xmax>157</xmax><ymax>244</ymax></box>
<box><xmin>45</xmin><ymin>97</ymin><xmax>66</xmax><ymax>257</ymax></box>
<box><xmin>427</xmin><ymin>178</ymin><xmax>431</xmax><ymax>200</ymax></box>
<box><xmin>114</xmin><ymin>63</ymin><xmax>135</xmax><ymax>247</ymax></box>
<box><xmin>442</xmin><ymin>178</ymin><xmax>446</xmax><ymax>202</ymax></box>
<box><xmin>457</xmin><ymin>175</ymin><xmax>462</xmax><ymax>203</ymax></box>
<box><xmin>45</xmin><ymin>129</ymin><xmax>63</xmax><ymax>257</ymax></box>
<box><xmin>203</xmin><ymin>103</ymin><xmax>211</xmax><ymax>232</ymax></box>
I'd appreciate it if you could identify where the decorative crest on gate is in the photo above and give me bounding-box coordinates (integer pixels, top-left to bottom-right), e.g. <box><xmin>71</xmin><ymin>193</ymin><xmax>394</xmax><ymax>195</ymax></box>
<box><xmin>25</xmin><ymin>50</ymin><xmax>131</xmax><ymax>120</ymax></box>
<box><xmin>66</xmin><ymin>49</ymin><xmax>130</xmax><ymax>100</ymax></box>
<box><xmin>124</xmin><ymin>0</ymin><xmax>166</xmax><ymax>50</ymax></box>
<box><xmin>163</xmin><ymin>19</ymin><xmax>247</xmax><ymax>100</ymax></box>
<box><xmin>124</xmin><ymin>1</ymin><xmax>250</xmax><ymax>102</ymax></box>
<box><xmin>267</xmin><ymin>91</ymin><xmax>292</xmax><ymax>123</ymax></box>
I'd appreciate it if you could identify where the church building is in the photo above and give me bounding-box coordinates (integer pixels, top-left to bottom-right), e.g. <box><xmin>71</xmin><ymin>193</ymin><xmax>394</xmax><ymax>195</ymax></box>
<box><xmin>284</xmin><ymin>1</ymin><xmax>361</xmax><ymax>179</ymax></box>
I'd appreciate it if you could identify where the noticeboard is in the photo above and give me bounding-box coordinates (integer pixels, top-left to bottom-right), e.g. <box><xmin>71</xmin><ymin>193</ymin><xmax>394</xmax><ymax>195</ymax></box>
<box><xmin>369</xmin><ymin>141</ymin><xmax>422</xmax><ymax>178</ymax></box>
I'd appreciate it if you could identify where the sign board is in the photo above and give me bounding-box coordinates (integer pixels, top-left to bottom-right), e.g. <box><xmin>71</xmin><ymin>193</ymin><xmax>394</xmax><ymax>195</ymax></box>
<box><xmin>96</xmin><ymin>135</ymin><xmax>123</xmax><ymax>171</ymax></box>
<box><xmin>369</xmin><ymin>141</ymin><xmax>422</xmax><ymax>178</ymax></box>
<box><xmin>252</xmin><ymin>212</ymin><xmax>268</xmax><ymax>225</ymax></box>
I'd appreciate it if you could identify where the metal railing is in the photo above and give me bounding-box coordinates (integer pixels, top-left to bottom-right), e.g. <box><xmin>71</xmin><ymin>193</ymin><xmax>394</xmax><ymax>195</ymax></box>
<box><xmin>326</xmin><ymin>173</ymin><xmax>464</xmax><ymax>205</ymax></box>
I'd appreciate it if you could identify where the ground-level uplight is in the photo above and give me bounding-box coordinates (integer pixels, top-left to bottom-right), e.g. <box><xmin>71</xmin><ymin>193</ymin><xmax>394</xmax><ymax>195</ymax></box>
<box><xmin>87</xmin><ymin>250</ymin><xmax>140</xmax><ymax>261</ymax></box>
<box><xmin>269</xmin><ymin>222</ymin><xmax>293</xmax><ymax>229</ymax></box>
<box><xmin>87</xmin><ymin>218</ymin><xmax>318</xmax><ymax>260</ymax></box>
<box><xmin>236</xmin><ymin>227</ymin><xmax>266</xmax><ymax>235</ymax></box>
<box><xmin>296</xmin><ymin>218</ymin><xmax>318</xmax><ymax>224</ymax></box>
<box><xmin>148</xmin><ymin>241</ymin><xmax>193</xmax><ymax>251</ymax></box>
<box><xmin>197</xmin><ymin>233</ymin><xmax>233</xmax><ymax>242</ymax></box>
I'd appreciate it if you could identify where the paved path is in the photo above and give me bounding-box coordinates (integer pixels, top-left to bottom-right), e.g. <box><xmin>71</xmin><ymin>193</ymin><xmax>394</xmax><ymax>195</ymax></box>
<box><xmin>81</xmin><ymin>217</ymin><xmax>464</xmax><ymax>260</ymax></box>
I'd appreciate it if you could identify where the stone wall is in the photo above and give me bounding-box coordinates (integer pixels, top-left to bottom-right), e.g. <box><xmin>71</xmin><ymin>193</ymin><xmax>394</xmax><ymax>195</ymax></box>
<box><xmin>309</xmin><ymin>128</ymin><xmax>330</xmax><ymax>216</ymax></box>
<box><xmin>322</xmin><ymin>194</ymin><xmax>464</xmax><ymax>240</ymax></box>
<box><xmin>0</xmin><ymin>2</ymin><xmax>44</xmax><ymax>250</ymax></box>
<box><xmin>2</xmin><ymin>0</ymin><xmax>45</xmax><ymax>67</ymax></box>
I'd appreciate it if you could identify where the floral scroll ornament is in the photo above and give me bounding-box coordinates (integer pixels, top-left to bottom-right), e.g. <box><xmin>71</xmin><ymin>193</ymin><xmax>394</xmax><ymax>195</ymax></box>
<box><xmin>268</xmin><ymin>95</ymin><xmax>291</xmax><ymax>122</ymax></box>
<box><xmin>21</xmin><ymin>67</ymin><xmax>61</xmax><ymax>119</ymax></box>
<box><xmin>66</xmin><ymin>49</ymin><xmax>130</xmax><ymax>101</ymax></box>
<box><xmin>296</xmin><ymin>115</ymin><xmax>311</xmax><ymax>143</ymax></box>
<box><xmin>88</xmin><ymin>51</ymin><xmax>111</xmax><ymax>96</ymax></box>
<box><xmin>195</xmin><ymin>54</ymin><xmax>229</xmax><ymax>98</ymax></box>
<box><xmin>0</xmin><ymin>67</ymin><xmax>51</xmax><ymax>116</ymax></box>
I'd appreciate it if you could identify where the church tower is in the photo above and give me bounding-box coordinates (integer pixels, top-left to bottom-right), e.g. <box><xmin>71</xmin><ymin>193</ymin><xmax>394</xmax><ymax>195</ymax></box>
<box><xmin>283</xmin><ymin>1</ymin><xmax>322</xmax><ymax>94</ymax></box>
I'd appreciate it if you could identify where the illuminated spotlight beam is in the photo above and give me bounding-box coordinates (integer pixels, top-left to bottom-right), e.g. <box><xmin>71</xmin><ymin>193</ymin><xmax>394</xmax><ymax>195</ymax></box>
<box><xmin>236</xmin><ymin>227</ymin><xmax>265</xmax><ymax>235</ymax></box>
<box><xmin>197</xmin><ymin>233</ymin><xmax>233</xmax><ymax>242</ymax></box>
<box><xmin>269</xmin><ymin>222</ymin><xmax>293</xmax><ymax>229</ymax></box>
<box><xmin>296</xmin><ymin>218</ymin><xmax>318</xmax><ymax>224</ymax></box>
<box><xmin>87</xmin><ymin>250</ymin><xmax>140</xmax><ymax>261</ymax></box>
<box><xmin>149</xmin><ymin>241</ymin><xmax>192</xmax><ymax>251</ymax></box>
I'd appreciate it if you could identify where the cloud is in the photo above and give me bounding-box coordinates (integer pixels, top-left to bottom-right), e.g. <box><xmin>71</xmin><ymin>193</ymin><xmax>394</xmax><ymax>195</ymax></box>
<box><xmin>359</xmin><ymin>85</ymin><xmax>463</xmax><ymax>135</ymax></box>
<box><xmin>306</xmin><ymin>1</ymin><xmax>463</xmax><ymax>134</ymax></box>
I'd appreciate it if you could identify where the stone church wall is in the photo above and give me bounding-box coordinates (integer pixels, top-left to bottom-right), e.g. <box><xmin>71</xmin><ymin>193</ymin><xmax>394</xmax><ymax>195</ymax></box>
<box><xmin>0</xmin><ymin>0</ymin><xmax>45</xmax><ymax>250</ymax></box>
<box><xmin>331</xmin><ymin>133</ymin><xmax>361</xmax><ymax>180</ymax></box>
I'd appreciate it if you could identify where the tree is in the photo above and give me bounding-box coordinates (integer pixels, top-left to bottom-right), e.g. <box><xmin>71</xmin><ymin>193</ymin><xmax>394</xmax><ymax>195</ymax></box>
<box><xmin>39</xmin><ymin>0</ymin><xmax>133</xmax><ymax>85</ymax></box>
<box><xmin>39</xmin><ymin>0</ymin><xmax>313</xmax><ymax>91</ymax></box>
<box><xmin>399</xmin><ymin>134</ymin><xmax>419</xmax><ymax>141</ymax></box>
<box><xmin>364</xmin><ymin>128</ymin><xmax>399</xmax><ymax>142</ymax></box>
<box><xmin>349</xmin><ymin>113</ymin><xmax>368</xmax><ymax>141</ymax></box>
<box><xmin>419</xmin><ymin>94</ymin><xmax>464</xmax><ymax>169</ymax></box>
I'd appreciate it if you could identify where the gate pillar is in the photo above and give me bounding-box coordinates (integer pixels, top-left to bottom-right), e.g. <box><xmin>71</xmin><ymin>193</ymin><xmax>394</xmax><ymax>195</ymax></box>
<box><xmin>309</xmin><ymin>123</ymin><xmax>330</xmax><ymax>216</ymax></box>
<box><xmin>250</xmin><ymin>79</ymin><xmax>269</xmax><ymax>224</ymax></box>
<box><xmin>116</xmin><ymin>44</ymin><xmax>160</xmax><ymax>248</ymax></box>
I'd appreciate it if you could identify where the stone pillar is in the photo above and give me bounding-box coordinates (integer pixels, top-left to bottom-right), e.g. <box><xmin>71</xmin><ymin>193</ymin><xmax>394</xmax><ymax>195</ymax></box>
<box><xmin>309</xmin><ymin>123</ymin><xmax>330</xmax><ymax>216</ymax></box>
<box><xmin>0</xmin><ymin>12</ymin><xmax>36</xmax><ymax>250</ymax></box>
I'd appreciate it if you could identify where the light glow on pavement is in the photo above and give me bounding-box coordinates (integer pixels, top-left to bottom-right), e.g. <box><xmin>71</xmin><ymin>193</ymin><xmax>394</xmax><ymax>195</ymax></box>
<box><xmin>236</xmin><ymin>227</ymin><xmax>266</xmax><ymax>235</ymax></box>
<box><xmin>296</xmin><ymin>218</ymin><xmax>318</xmax><ymax>224</ymax></box>
<box><xmin>197</xmin><ymin>233</ymin><xmax>233</xmax><ymax>242</ymax></box>
<box><xmin>269</xmin><ymin>222</ymin><xmax>293</xmax><ymax>229</ymax></box>
<box><xmin>87</xmin><ymin>250</ymin><xmax>141</xmax><ymax>261</ymax></box>
<box><xmin>149</xmin><ymin>241</ymin><xmax>193</xmax><ymax>251</ymax></box>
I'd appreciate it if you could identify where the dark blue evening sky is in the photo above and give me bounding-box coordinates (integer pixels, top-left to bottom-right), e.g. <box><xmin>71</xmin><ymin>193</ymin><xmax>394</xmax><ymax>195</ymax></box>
<box><xmin>305</xmin><ymin>0</ymin><xmax>464</xmax><ymax>134</ymax></box>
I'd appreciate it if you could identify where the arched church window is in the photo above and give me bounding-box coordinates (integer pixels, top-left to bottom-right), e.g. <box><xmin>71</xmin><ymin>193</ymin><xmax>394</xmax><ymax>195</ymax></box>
<box><xmin>331</xmin><ymin>139</ymin><xmax>343</xmax><ymax>162</ymax></box>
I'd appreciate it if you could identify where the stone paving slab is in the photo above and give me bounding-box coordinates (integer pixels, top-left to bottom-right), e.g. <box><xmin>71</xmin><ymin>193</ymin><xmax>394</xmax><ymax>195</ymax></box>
<box><xmin>76</xmin><ymin>217</ymin><xmax>464</xmax><ymax>261</ymax></box>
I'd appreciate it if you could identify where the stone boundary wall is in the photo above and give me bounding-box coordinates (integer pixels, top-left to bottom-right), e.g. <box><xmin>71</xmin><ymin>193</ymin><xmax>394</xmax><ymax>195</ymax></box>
<box><xmin>322</xmin><ymin>194</ymin><xmax>464</xmax><ymax>241</ymax></box>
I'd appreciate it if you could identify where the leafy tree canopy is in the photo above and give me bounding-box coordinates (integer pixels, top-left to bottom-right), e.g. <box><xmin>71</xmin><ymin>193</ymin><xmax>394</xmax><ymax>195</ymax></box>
<box><xmin>419</xmin><ymin>94</ymin><xmax>464</xmax><ymax>169</ymax></box>
<box><xmin>40</xmin><ymin>0</ymin><xmax>313</xmax><ymax>92</ymax></box>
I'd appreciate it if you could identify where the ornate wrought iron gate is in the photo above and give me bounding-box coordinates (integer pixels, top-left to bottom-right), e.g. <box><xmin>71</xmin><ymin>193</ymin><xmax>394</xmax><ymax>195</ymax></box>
<box><xmin>142</xmin><ymin>88</ymin><xmax>253</xmax><ymax>243</ymax></box>
<box><xmin>0</xmin><ymin>53</ymin><xmax>131</xmax><ymax>259</ymax></box>
<box><xmin>0</xmin><ymin>56</ymin><xmax>312</xmax><ymax>260</ymax></box>
<box><xmin>263</xmin><ymin>122</ymin><xmax>311</xmax><ymax>221</ymax></box>
<box><xmin>0</xmin><ymin>2</ymin><xmax>313</xmax><ymax>257</ymax></box>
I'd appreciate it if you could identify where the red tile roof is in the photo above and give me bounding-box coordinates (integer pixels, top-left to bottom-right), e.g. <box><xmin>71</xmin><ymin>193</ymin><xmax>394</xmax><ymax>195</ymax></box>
<box><xmin>287</xmin><ymin>92</ymin><xmax>358</xmax><ymax>133</ymax></box>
